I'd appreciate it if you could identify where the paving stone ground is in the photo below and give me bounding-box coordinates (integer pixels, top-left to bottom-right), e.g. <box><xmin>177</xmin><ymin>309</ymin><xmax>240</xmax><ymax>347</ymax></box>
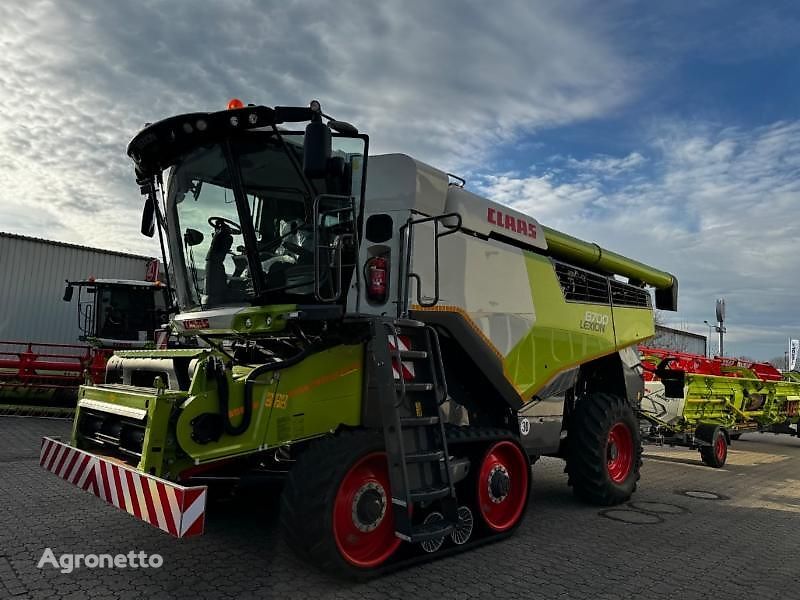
<box><xmin>2</xmin><ymin>416</ymin><xmax>800</xmax><ymax>599</ymax></box>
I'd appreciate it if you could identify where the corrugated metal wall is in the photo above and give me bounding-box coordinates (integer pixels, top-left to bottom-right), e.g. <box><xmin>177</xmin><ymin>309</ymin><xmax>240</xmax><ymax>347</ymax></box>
<box><xmin>646</xmin><ymin>325</ymin><xmax>707</xmax><ymax>356</ymax></box>
<box><xmin>0</xmin><ymin>233</ymin><xmax>154</xmax><ymax>345</ymax></box>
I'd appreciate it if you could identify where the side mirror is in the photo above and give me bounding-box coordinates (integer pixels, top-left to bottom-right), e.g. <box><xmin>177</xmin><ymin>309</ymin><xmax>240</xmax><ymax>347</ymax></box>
<box><xmin>63</xmin><ymin>283</ymin><xmax>74</xmax><ymax>302</ymax></box>
<box><xmin>328</xmin><ymin>120</ymin><xmax>358</xmax><ymax>135</ymax></box>
<box><xmin>184</xmin><ymin>228</ymin><xmax>204</xmax><ymax>247</ymax></box>
<box><xmin>303</xmin><ymin>119</ymin><xmax>332</xmax><ymax>179</ymax></box>
<box><xmin>141</xmin><ymin>196</ymin><xmax>156</xmax><ymax>237</ymax></box>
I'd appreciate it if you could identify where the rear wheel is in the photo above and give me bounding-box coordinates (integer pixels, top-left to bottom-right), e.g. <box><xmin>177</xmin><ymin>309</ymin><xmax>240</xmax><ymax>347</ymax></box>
<box><xmin>567</xmin><ymin>392</ymin><xmax>642</xmax><ymax>505</ymax></box>
<box><xmin>700</xmin><ymin>427</ymin><xmax>727</xmax><ymax>467</ymax></box>
<box><xmin>475</xmin><ymin>440</ymin><xmax>530</xmax><ymax>532</ymax></box>
<box><xmin>280</xmin><ymin>430</ymin><xmax>401</xmax><ymax>577</ymax></box>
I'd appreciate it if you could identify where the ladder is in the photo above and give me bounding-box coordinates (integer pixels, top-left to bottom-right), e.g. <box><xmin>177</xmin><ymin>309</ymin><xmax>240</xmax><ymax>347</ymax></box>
<box><xmin>369</xmin><ymin>317</ymin><xmax>458</xmax><ymax>543</ymax></box>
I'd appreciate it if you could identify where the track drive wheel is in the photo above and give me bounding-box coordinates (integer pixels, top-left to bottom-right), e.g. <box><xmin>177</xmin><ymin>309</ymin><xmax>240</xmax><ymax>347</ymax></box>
<box><xmin>700</xmin><ymin>427</ymin><xmax>727</xmax><ymax>468</ymax></box>
<box><xmin>280</xmin><ymin>430</ymin><xmax>401</xmax><ymax>577</ymax></box>
<box><xmin>475</xmin><ymin>440</ymin><xmax>530</xmax><ymax>532</ymax></box>
<box><xmin>567</xmin><ymin>392</ymin><xmax>642</xmax><ymax>506</ymax></box>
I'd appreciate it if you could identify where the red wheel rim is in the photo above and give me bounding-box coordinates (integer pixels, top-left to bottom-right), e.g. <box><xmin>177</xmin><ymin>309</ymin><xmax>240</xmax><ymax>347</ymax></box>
<box><xmin>715</xmin><ymin>434</ymin><xmax>726</xmax><ymax>462</ymax></box>
<box><xmin>332</xmin><ymin>452</ymin><xmax>401</xmax><ymax>568</ymax></box>
<box><xmin>476</xmin><ymin>441</ymin><xmax>529</xmax><ymax>532</ymax></box>
<box><xmin>607</xmin><ymin>422</ymin><xmax>633</xmax><ymax>483</ymax></box>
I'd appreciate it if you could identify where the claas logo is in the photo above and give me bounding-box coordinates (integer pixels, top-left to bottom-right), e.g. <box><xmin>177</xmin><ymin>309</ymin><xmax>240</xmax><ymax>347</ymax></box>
<box><xmin>183</xmin><ymin>318</ymin><xmax>210</xmax><ymax>330</ymax></box>
<box><xmin>487</xmin><ymin>207</ymin><xmax>538</xmax><ymax>239</ymax></box>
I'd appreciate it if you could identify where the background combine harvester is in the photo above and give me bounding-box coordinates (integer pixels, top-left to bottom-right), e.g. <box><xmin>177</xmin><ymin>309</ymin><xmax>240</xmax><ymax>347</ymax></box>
<box><xmin>41</xmin><ymin>98</ymin><xmax>678</xmax><ymax>577</ymax></box>
<box><xmin>639</xmin><ymin>346</ymin><xmax>800</xmax><ymax>467</ymax></box>
<box><xmin>1</xmin><ymin>278</ymin><xmax>169</xmax><ymax>411</ymax></box>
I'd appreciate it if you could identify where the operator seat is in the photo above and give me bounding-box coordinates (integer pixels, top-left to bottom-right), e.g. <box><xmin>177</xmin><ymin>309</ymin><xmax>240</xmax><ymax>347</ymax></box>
<box><xmin>205</xmin><ymin>224</ymin><xmax>233</xmax><ymax>305</ymax></box>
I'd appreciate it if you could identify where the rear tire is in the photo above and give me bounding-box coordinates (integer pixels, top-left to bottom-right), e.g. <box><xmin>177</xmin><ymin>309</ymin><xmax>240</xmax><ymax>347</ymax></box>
<box><xmin>700</xmin><ymin>427</ymin><xmax>727</xmax><ymax>467</ymax></box>
<box><xmin>567</xmin><ymin>392</ymin><xmax>642</xmax><ymax>506</ymax></box>
<box><xmin>475</xmin><ymin>440</ymin><xmax>530</xmax><ymax>532</ymax></box>
<box><xmin>279</xmin><ymin>430</ymin><xmax>401</xmax><ymax>577</ymax></box>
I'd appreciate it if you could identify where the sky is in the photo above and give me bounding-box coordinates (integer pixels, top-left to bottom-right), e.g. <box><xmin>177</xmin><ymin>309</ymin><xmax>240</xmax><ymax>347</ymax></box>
<box><xmin>0</xmin><ymin>1</ymin><xmax>798</xmax><ymax>360</ymax></box>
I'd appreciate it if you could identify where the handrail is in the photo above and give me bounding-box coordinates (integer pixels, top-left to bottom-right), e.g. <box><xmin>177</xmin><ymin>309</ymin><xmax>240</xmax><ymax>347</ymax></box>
<box><xmin>398</xmin><ymin>212</ymin><xmax>462</xmax><ymax>317</ymax></box>
<box><xmin>312</xmin><ymin>194</ymin><xmax>357</xmax><ymax>303</ymax></box>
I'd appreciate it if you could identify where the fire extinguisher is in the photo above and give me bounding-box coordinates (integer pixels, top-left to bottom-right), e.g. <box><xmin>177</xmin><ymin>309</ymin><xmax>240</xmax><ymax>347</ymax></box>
<box><xmin>367</xmin><ymin>256</ymin><xmax>388</xmax><ymax>303</ymax></box>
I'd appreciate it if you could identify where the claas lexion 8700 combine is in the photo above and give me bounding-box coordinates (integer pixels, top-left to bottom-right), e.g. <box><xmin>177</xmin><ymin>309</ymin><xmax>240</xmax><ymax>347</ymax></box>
<box><xmin>41</xmin><ymin>99</ymin><xmax>678</xmax><ymax>576</ymax></box>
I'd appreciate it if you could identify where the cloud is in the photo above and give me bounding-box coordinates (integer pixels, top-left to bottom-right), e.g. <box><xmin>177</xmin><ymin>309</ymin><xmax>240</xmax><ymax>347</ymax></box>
<box><xmin>565</xmin><ymin>152</ymin><xmax>647</xmax><ymax>178</ymax></box>
<box><xmin>477</xmin><ymin>120</ymin><xmax>800</xmax><ymax>358</ymax></box>
<box><xmin>0</xmin><ymin>1</ymin><xmax>796</xmax><ymax>358</ymax></box>
<box><xmin>0</xmin><ymin>0</ymin><xmax>637</xmax><ymax>257</ymax></box>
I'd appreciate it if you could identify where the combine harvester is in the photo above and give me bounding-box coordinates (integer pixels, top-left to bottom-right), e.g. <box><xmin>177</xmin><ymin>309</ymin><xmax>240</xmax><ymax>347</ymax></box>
<box><xmin>0</xmin><ymin>278</ymin><xmax>169</xmax><ymax>412</ymax></box>
<box><xmin>639</xmin><ymin>346</ymin><xmax>800</xmax><ymax>467</ymax></box>
<box><xmin>41</xmin><ymin>99</ymin><xmax>677</xmax><ymax>576</ymax></box>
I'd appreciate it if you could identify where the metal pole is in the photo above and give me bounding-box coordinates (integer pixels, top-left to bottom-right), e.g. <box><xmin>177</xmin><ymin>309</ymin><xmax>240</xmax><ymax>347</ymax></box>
<box><xmin>703</xmin><ymin>321</ymin><xmax>714</xmax><ymax>358</ymax></box>
<box><xmin>718</xmin><ymin>322</ymin><xmax>724</xmax><ymax>357</ymax></box>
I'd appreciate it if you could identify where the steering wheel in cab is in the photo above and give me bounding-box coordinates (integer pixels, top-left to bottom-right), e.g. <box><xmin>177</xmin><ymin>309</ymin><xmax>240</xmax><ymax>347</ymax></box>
<box><xmin>207</xmin><ymin>216</ymin><xmax>242</xmax><ymax>234</ymax></box>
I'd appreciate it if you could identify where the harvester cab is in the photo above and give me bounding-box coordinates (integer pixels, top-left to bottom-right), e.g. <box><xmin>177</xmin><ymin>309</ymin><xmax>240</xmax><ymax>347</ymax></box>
<box><xmin>133</xmin><ymin>99</ymin><xmax>364</xmax><ymax>324</ymax></box>
<box><xmin>62</xmin><ymin>278</ymin><xmax>170</xmax><ymax>349</ymax></box>
<box><xmin>42</xmin><ymin>98</ymin><xmax>679</xmax><ymax>578</ymax></box>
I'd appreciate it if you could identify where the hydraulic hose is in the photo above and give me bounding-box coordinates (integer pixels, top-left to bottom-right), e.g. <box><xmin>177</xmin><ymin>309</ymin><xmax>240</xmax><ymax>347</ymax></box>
<box><xmin>207</xmin><ymin>357</ymin><xmax>252</xmax><ymax>436</ymax></box>
<box><xmin>209</xmin><ymin>342</ymin><xmax>321</xmax><ymax>437</ymax></box>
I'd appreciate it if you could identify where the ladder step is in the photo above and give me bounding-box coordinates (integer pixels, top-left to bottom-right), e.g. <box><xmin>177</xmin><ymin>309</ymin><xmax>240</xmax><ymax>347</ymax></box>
<box><xmin>410</xmin><ymin>485</ymin><xmax>451</xmax><ymax>502</ymax></box>
<box><xmin>394</xmin><ymin>318</ymin><xmax>425</xmax><ymax>329</ymax></box>
<box><xmin>399</xmin><ymin>416</ymin><xmax>440</xmax><ymax>427</ymax></box>
<box><xmin>396</xmin><ymin>382</ymin><xmax>433</xmax><ymax>392</ymax></box>
<box><xmin>399</xmin><ymin>350</ymin><xmax>428</xmax><ymax>360</ymax></box>
<box><xmin>405</xmin><ymin>520</ymin><xmax>455</xmax><ymax>543</ymax></box>
<box><xmin>406</xmin><ymin>449</ymin><xmax>444</xmax><ymax>463</ymax></box>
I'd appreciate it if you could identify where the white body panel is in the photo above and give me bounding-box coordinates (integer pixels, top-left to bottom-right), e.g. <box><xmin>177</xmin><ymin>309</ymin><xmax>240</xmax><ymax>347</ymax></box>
<box><xmin>349</xmin><ymin>153</ymin><xmax>548</xmax><ymax>336</ymax></box>
<box><xmin>641</xmin><ymin>381</ymin><xmax>687</xmax><ymax>426</ymax></box>
<box><xmin>410</xmin><ymin>225</ymin><xmax>535</xmax><ymax>357</ymax></box>
<box><xmin>362</xmin><ymin>154</ymin><xmax>449</xmax><ymax>216</ymax></box>
<box><xmin>445</xmin><ymin>187</ymin><xmax>547</xmax><ymax>251</ymax></box>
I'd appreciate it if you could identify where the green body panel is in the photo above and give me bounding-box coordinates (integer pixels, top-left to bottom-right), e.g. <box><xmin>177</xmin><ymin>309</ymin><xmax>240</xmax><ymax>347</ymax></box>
<box><xmin>71</xmin><ymin>341</ymin><xmax>364</xmax><ymax>480</ymax></box>
<box><xmin>228</xmin><ymin>304</ymin><xmax>295</xmax><ymax>334</ymax></box>
<box><xmin>503</xmin><ymin>253</ymin><xmax>655</xmax><ymax>397</ymax></box>
<box><xmin>175</xmin><ymin>305</ymin><xmax>296</xmax><ymax>337</ymax></box>
<box><xmin>72</xmin><ymin>384</ymin><xmax>187</xmax><ymax>476</ymax></box>
<box><xmin>175</xmin><ymin>343</ymin><xmax>364</xmax><ymax>465</ymax></box>
<box><xmin>115</xmin><ymin>349</ymin><xmax>207</xmax><ymax>359</ymax></box>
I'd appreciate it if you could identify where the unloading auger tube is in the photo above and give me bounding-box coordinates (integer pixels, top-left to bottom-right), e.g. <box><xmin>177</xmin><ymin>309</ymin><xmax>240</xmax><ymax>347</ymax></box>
<box><xmin>542</xmin><ymin>226</ymin><xmax>678</xmax><ymax>310</ymax></box>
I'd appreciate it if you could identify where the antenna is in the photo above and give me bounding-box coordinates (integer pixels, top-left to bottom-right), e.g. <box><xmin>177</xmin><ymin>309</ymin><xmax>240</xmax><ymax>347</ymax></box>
<box><xmin>715</xmin><ymin>298</ymin><xmax>726</xmax><ymax>356</ymax></box>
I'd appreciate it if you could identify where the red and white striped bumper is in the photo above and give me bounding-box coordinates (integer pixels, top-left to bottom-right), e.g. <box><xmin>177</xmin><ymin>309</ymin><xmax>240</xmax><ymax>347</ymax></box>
<box><xmin>40</xmin><ymin>437</ymin><xmax>207</xmax><ymax>538</ymax></box>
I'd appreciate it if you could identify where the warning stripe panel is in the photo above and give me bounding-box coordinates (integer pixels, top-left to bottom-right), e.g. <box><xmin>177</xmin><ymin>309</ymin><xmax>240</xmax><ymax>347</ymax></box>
<box><xmin>40</xmin><ymin>437</ymin><xmax>206</xmax><ymax>538</ymax></box>
<box><xmin>388</xmin><ymin>335</ymin><xmax>415</xmax><ymax>381</ymax></box>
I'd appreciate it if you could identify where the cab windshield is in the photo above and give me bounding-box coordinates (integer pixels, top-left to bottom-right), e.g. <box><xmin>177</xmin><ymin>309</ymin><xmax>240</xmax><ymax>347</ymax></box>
<box><xmin>166</xmin><ymin>131</ymin><xmax>365</xmax><ymax>310</ymax></box>
<box><xmin>95</xmin><ymin>286</ymin><xmax>166</xmax><ymax>340</ymax></box>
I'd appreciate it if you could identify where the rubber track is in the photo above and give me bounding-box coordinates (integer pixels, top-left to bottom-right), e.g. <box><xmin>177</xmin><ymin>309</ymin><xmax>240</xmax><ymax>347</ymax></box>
<box><xmin>444</xmin><ymin>425</ymin><xmax>519</xmax><ymax>447</ymax></box>
<box><xmin>280</xmin><ymin>430</ymin><xmax>372</xmax><ymax>571</ymax></box>
<box><xmin>280</xmin><ymin>426</ymin><xmax>523</xmax><ymax>579</ymax></box>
